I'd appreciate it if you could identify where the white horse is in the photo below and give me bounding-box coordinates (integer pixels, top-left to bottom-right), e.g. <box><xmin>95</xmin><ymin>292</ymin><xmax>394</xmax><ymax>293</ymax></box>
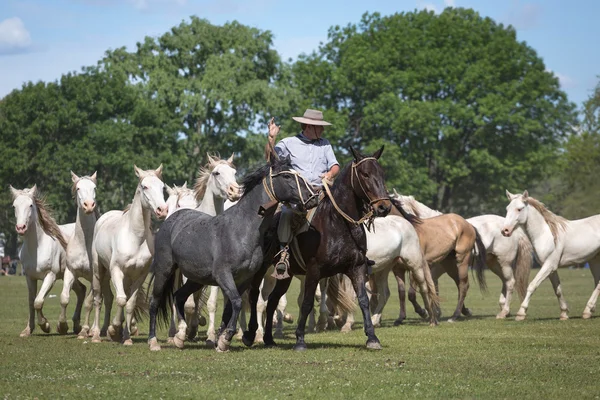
<box><xmin>90</xmin><ymin>164</ymin><xmax>168</xmax><ymax>345</ymax></box>
<box><xmin>502</xmin><ymin>190</ymin><xmax>600</xmax><ymax>321</ymax></box>
<box><xmin>60</xmin><ymin>172</ymin><xmax>99</xmax><ymax>338</ymax></box>
<box><xmin>10</xmin><ymin>185</ymin><xmax>83</xmax><ymax>337</ymax></box>
<box><xmin>394</xmin><ymin>191</ymin><xmax>533</xmax><ymax>319</ymax></box>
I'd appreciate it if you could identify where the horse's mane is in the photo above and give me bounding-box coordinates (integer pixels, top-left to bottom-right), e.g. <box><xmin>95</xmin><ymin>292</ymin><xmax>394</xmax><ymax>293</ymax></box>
<box><xmin>526</xmin><ymin>196</ymin><xmax>568</xmax><ymax>243</ymax></box>
<box><xmin>34</xmin><ymin>196</ymin><xmax>69</xmax><ymax>250</ymax></box>
<box><xmin>394</xmin><ymin>193</ymin><xmax>442</xmax><ymax>219</ymax></box>
<box><xmin>194</xmin><ymin>154</ymin><xmax>235</xmax><ymax>201</ymax></box>
<box><xmin>71</xmin><ymin>175</ymin><xmax>101</xmax><ymax>219</ymax></box>
<box><xmin>390</xmin><ymin>197</ymin><xmax>422</xmax><ymax>225</ymax></box>
<box><xmin>240</xmin><ymin>157</ymin><xmax>291</xmax><ymax>198</ymax></box>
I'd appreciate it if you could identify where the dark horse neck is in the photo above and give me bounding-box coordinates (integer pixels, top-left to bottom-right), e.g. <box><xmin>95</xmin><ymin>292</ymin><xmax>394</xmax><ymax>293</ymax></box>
<box><xmin>226</xmin><ymin>178</ymin><xmax>276</xmax><ymax>236</ymax></box>
<box><xmin>326</xmin><ymin>163</ymin><xmax>364</xmax><ymax>224</ymax></box>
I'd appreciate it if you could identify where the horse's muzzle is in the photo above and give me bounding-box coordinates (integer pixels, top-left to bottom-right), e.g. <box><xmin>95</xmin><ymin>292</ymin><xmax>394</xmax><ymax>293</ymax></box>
<box><xmin>373</xmin><ymin>200</ymin><xmax>392</xmax><ymax>217</ymax></box>
<box><xmin>15</xmin><ymin>224</ymin><xmax>27</xmax><ymax>235</ymax></box>
<box><xmin>501</xmin><ymin>227</ymin><xmax>513</xmax><ymax>237</ymax></box>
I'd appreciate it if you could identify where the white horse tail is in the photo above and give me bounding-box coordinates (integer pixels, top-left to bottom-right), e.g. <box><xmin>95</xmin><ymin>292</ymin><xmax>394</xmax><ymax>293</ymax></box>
<box><xmin>133</xmin><ymin>283</ymin><xmax>149</xmax><ymax>323</ymax></box>
<box><xmin>514</xmin><ymin>234</ymin><xmax>533</xmax><ymax>301</ymax></box>
<box><xmin>326</xmin><ymin>274</ymin><xmax>355</xmax><ymax>317</ymax></box>
<box><xmin>471</xmin><ymin>227</ymin><xmax>488</xmax><ymax>292</ymax></box>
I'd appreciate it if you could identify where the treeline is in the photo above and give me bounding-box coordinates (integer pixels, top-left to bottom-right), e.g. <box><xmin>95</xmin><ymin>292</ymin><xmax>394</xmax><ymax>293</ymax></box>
<box><xmin>1</xmin><ymin>8</ymin><xmax>598</xmax><ymax>257</ymax></box>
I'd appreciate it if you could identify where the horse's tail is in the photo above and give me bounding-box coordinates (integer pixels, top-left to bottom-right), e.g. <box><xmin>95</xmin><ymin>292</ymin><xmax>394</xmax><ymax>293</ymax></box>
<box><xmin>514</xmin><ymin>233</ymin><xmax>533</xmax><ymax>300</ymax></box>
<box><xmin>326</xmin><ymin>274</ymin><xmax>356</xmax><ymax>317</ymax></box>
<box><xmin>471</xmin><ymin>227</ymin><xmax>488</xmax><ymax>292</ymax></box>
<box><xmin>133</xmin><ymin>283</ymin><xmax>149</xmax><ymax>323</ymax></box>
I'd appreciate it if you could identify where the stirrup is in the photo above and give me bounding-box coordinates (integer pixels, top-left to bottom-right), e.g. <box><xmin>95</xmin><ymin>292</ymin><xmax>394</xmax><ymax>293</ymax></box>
<box><xmin>272</xmin><ymin>247</ymin><xmax>291</xmax><ymax>280</ymax></box>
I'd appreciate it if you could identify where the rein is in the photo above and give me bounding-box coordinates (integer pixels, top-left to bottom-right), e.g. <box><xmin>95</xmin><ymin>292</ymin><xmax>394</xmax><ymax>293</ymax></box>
<box><xmin>262</xmin><ymin>168</ymin><xmax>318</xmax><ymax>207</ymax></box>
<box><xmin>322</xmin><ymin>157</ymin><xmax>386</xmax><ymax>228</ymax></box>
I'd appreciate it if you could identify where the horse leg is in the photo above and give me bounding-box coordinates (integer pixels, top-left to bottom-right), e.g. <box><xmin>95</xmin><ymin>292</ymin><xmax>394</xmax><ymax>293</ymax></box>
<box><xmin>58</xmin><ymin>268</ymin><xmax>75</xmax><ymax>335</ymax></box>
<box><xmin>294</xmin><ymin>265</ymin><xmax>321</xmax><ymax>351</ymax></box>
<box><xmin>548</xmin><ymin>271</ymin><xmax>569</xmax><ymax>320</ymax></box>
<box><xmin>173</xmin><ymin>280</ymin><xmax>203</xmax><ymax>349</ymax></box>
<box><xmin>205</xmin><ymin>286</ymin><xmax>219</xmax><ymax>346</ymax></box>
<box><xmin>148</xmin><ymin>253</ymin><xmax>178</xmax><ymax>352</ymax></box>
<box><xmin>20</xmin><ymin>276</ymin><xmax>37</xmax><ymax>337</ymax></box>
<box><xmin>71</xmin><ymin>279</ymin><xmax>86</xmax><ymax>334</ymax></box>
<box><xmin>237</xmin><ymin>291</ymin><xmax>249</xmax><ymax>340</ymax></box>
<box><xmin>370</xmin><ymin>269</ymin><xmax>390</xmax><ymax>327</ymax></box>
<box><xmin>264</xmin><ymin>278</ymin><xmax>293</xmax><ymax>347</ymax></box>
<box><xmin>121</xmin><ymin>272</ymin><xmax>147</xmax><ymax>346</ymax></box>
<box><xmin>280</xmin><ymin>293</ymin><xmax>293</xmax><ymax>323</ymax></box>
<box><xmin>583</xmin><ymin>256</ymin><xmax>600</xmax><ymax>319</ymax></box>
<box><xmin>90</xmin><ymin>249</ymin><xmax>106</xmax><ymax>343</ymax></box>
<box><xmin>516</xmin><ymin>258</ymin><xmax>559</xmax><ymax>321</ymax></box>
<box><xmin>242</xmin><ymin>268</ymin><xmax>269</xmax><ymax>347</ymax></box>
<box><xmin>184</xmin><ymin>292</ymin><xmax>199</xmax><ymax>341</ymax></box>
<box><xmin>445</xmin><ymin>256</ymin><xmax>470</xmax><ymax>322</ymax></box>
<box><xmin>99</xmin><ymin>272</ymin><xmax>113</xmax><ymax>337</ymax></box>
<box><xmin>392</xmin><ymin>264</ymin><xmax>407</xmax><ymax>325</ymax></box>
<box><xmin>78</xmin><ymin>289</ymin><xmax>94</xmax><ymax>339</ymax></box>
<box><xmin>498</xmin><ymin>259</ymin><xmax>516</xmax><ymax>319</ymax></box>
<box><xmin>347</xmin><ymin>263</ymin><xmax>381</xmax><ymax>350</ymax></box>
<box><xmin>295</xmin><ymin>275</ymin><xmax>315</xmax><ymax>332</ymax></box>
<box><xmin>34</xmin><ymin>272</ymin><xmax>57</xmax><ymax>334</ymax></box>
<box><xmin>213</xmin><ymin>273</ymin><xmax>243</xmax><ymax>353</ymax></box>
<box><xmin>316</xmin><ymin>278</ymin><xmax>329</xmax><ymax>332</ymax></box>
<box><xmin>107</xmin><ymin>266</ymin><xmax>126</xmax><ymax>342</ymax></box>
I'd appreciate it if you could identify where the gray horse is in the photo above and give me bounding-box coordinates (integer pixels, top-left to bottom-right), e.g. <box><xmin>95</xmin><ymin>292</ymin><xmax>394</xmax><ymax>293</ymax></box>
<box><xmin>148</xmin><ymin>155</ymin><xmax>318</xmax><ymax>352</ymax></box>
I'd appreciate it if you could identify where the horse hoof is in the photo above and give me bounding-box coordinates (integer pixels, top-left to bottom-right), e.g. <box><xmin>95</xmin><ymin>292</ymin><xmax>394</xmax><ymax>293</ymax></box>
<box><xmin>107</xmin><ymin>325</ymin><xmax>120</xmax><ymax>342</ymax></box>
<box><xmin>148</xmin><ymin>338</ymin><xmax>161</xmax><ymax>351</ymax></box>
<box><xmin>393</xmin><ymin>318</ymin><xmax>404</xmax><ymax>326</ymax></box>
<box><xmin>173</xmin><ymin>334</ymin><xmax>185</xmax><ymax>349</ymax></box>
<box><xmin>130</xmin><ymin>326</ymin><xmax>139</xmax><ymax>337</ymax></box>
<box><xmin>447</xmin><ymin>318</ymin><xmax>457</xmax><ymax>323</ymax></box>
<box><xmin>205</xmin><ymin>339</ymin><xmax>215</xmax><ymax>348</ymax></box>
<box><xmin>496</xmin><ymin>313</ymin><xmax>507</xmax><ymax>319</ymax></box>
<box><xmin>91</xmin><ymin>336</ymin><xmax>102</xmax><ymax>343</ymax></box>
<box><xmin>40</xmin><ymin>322</ymin><xmax>51</xmax><ymax>334</ymax></box>
<box><xmin>462</xmin><ymin>308</ymin><xmax>473</xmax><ymax>317</ymax></box>
<box><xmin>216</xmin><ymin>336</ymin><xmax>231</xmax><ymax>353</ymax></box>
<box><xmin>515</xmin><ymin>314</ymin><xmax>526</xmax><ymax>321</ymax></box>
<box><xmin>123</xmin><ymin>339</ymin><xmax>133</xmax><ymax>346</ymax></box>
<box><xmin>583</xmin><ymin>312</ymin><xmax>593</xmax><ymax>320</ymax></box>
<box><xmin>559</xmin><ymin>314</ymin><xmax>569</xmax><ymax>321</ymax></box>
<box><xmin>366</xmin><ymin>340</ymin><xmax>382</xmax><ymax>350</ymax></box>
<box><xmin>198</xmin><ymin>316</ymin><xmax>207</xmax><ymax>326</ymax></box>
<box><xmin>242</xmin><ymin>333</ymin><xmax>254</xmax><ymax>348</ymax></box>
<box><xmin>293</xmin><ymin>343</ymin><xmax>307</xmax><ymax>352</ymax></box>
<box><xmin>19</xmin><ymin>328</ymin><xmax>31</xmax><ymax>337</ymax></box>
<box><xmin>166</xmin><ymin>337</ymin><xmax>174</xmax><ymax>344</ymax></box>
<box><xmin>273</xmin><ymin>331</ymin><xmax>284</xmax><ymax>340</ymax></box>
<box><xmin>57</xmin><ymin>322</ymin><xmax>69</xmax><ymax>335</ymax></box>
<box><xmin>340</xmin><ymin>324</ymin><xmax>352</xmax><ymax>333</ymax></box>
<box><xmin>264</xmin><ymin>340</ymin><xmax>277</xmax><ymax>348</ymax></box>
<box><xmin>283</xmin><ymin>313</ymin><xmax>294</xmax><ymax>324</ymax></box>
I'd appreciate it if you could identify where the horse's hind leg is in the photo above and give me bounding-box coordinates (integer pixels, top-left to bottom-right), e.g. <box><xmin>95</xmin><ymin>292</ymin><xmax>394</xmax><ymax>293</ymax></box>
<box><xmin>446</xmin><ymin>256</ymin><xmax>470</xmax><ymax>322</ymax></box>
<box><xmin>294</xmin><ymin>266</ymin><xmax>322</xmax><ymax>351</ymax></box>
<box><xmin>78</xmin><ymin>289</ymin><xmax>93</xmax><ymax>339</ymax></box>
<box><xmin>583</xmin><ymin>256</ymin><xmax>600</xmax><ymax>319</ymax></box>
<box><xmin>213</xmin><ymin>272</ymin><xmax>244</xmax><ymax>353</ymax></box>
<box><xmin>347</xmin><ymin>263</ymin><xmax>381</xmax><ymax>350</ymax></box>
<box><xmin>71</xmin><ymin>278</ymin><xmax>86</xmax><ymax>334</ymax></box>
<box><xmin>548</xmin><ymin>271</ymin><xmax>569</xmax><ymax>320</ymax></box>
<box><xmin>489</xmin><ymin>256</ymin><xmax>514</xmax><ymax>319</ymax></box>
<box><xmin>242</xmin><ymin>267</ymin><xmax>270</xmax><ymax>347</ymax></box>
<box><xmin>21</xmin><ymin>276</ymin><xmax>37</xmax><ymax>337</ymax></box>
<box><xmin>172</xmin><ymin>280</ymin><xmax>203</xmax><ymax>349</ymax></box>
<box><xmin>122</xmin><ymin>272</ymin><xmax>148</xmax><ymax>346</ymax></box>
<box><xmin>392</xmin><ymin>264</ymin><xmax>408</xmax><ymax>325</ymax></box>
<box><xmin>34</xmin><ymin>272</ymin><xmax>57</xmax><ymax>334</ymax></box>
<box><xmin>108</xmin><ymin>267</ymin><xmax>126</xmax><ymax>342</ymax></box>
<box><xmin>205</xmin><ymin>286</ymin><xmax>219</xmax><ymax>346</ymax></box>
<box><xmin>264</xmin><ymin>278</ymin><xmax>293</xmax><ymax>347</ymax></box>
<box><xmin>370</xmin><ymin>268</ymin><xmax>390</xmax><ymax>327</ymax></box>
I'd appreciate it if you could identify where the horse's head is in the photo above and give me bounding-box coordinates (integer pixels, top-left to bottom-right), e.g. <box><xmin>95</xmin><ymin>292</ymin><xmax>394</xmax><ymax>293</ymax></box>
<box><xmin>165</xmin><ymin>182</ymin><xmax>198</xmax><ymax>218</ymax></box>
<box><xmin>268</xmin><ymin>155</ymin><xmax>319</xmax><ymax>212</ymax></box>
<box><xmin>349</xmin><ymin>146</ymin><xmax>392</xmax><ymax>217</ymax></box>
<box><xmin>71</xmin><ymin>171</ymin><xmax>97</xmax><ymax>215</ymax></box>
<box><xmin>134</xmin><ymin>164</ymin><xmax>168</xmax><ymax>219</ymax></box>
<box><xmin>207</xmin><ymin>153</ymin><xmax>241</xmax><ymax>202</ymax></box>
<box><xmin>10</xmin><ymin>185</ymin><xmax>37</xmax><ymax>235</ymax></box>
<box><xmin>501</xmin><ymin>190</ymin><xmax>530</xmax><ymax>237</ymax></box>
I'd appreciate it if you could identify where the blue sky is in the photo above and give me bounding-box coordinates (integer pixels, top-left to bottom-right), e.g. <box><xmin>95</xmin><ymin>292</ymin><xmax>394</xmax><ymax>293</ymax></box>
<box><xmin>1</xmin><ymin>0</ymin><xmax>598</xmax><ymax>110</ymax></box>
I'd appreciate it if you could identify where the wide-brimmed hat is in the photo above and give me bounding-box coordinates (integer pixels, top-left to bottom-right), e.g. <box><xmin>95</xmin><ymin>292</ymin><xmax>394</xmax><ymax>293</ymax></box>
<box><xmin>292</xmin><ymin>109</ymin><xmax>332</xmax><ymax>126</ymax></box>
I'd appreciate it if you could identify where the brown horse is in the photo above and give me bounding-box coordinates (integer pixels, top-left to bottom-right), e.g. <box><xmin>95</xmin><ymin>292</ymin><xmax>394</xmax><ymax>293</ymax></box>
<box><xmin>389</xmin><ymin>198</ymin><xmax>487</xmax><ymax>322</ymax></box>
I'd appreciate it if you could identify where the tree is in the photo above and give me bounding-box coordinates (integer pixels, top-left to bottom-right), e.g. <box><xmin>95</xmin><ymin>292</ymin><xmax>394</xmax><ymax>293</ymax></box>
<box><xmin>293</xmin><ymin>8</ymin><xmax>577</xmax><ymax>215</ymax></box>
<box><xmin>101</xmin><ymin>17</ymin><xmax>300</xmax><ymax>179</ymax></box>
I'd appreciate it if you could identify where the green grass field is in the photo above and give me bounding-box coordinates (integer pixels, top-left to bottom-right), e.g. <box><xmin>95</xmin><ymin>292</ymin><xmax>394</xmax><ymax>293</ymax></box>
<box><xmin>1</xmin><ymin>269</ymin><xmax>599</xmax><ymax>399</ymax></box>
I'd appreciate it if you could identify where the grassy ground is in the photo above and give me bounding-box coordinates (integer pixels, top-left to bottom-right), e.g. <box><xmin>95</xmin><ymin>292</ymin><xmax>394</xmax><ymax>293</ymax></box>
<box><xmin>0</xmin><ymin>269</ymin><xmax>599</xmax><ymax>399</ymax></box>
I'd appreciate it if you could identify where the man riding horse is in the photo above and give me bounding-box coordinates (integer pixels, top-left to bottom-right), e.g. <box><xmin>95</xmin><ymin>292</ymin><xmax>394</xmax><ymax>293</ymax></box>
<box><xmin>265</xmin><ymin>109</ymin><xmax>340</xmax><ymax>279</ymax></box>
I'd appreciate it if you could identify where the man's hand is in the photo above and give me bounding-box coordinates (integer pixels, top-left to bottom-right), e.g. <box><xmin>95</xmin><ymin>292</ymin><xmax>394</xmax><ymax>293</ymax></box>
<box><xmin>268</xmin><ymin>117</ymin><xmax>280</xmax><ymax>139</ymax></box>
<box><xmin>320</xmin><ymin>173</ymin><xmax>333</xmax><ymax>185</ymax></box>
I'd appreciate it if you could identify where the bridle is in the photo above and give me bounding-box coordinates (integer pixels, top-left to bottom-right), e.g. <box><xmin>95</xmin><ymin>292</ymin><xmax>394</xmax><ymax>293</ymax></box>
<box><xmin>262</xmin><ymin>168</ymin><xmax>318</xmax><ymax>209</ymax></box>
<box><xmin>322</xmin><ymin>157</ymin><xmax>388</xmax><ymax>227</ymax></box>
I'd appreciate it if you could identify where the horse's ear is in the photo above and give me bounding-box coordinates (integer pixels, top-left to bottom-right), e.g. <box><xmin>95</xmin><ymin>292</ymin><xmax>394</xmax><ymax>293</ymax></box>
<box><xmin>506</xmin><ymin>190</ymin><xmax>515</xmax><ymax>200</ymax></box>
<box><xmin>90</xmin><ymin>171</ymin><xmax>97</xmax><ymax>184</ymax></box>
<box><xmin>181</xmin><ymin>181</ymin><xmax>188</xmax><ymax>189</ymax></box>
<box><xmin>393</xmin><ymin>188</ymin><xmax>400</xmax><ymax>198</ymax></box>
<box><xmin>227</xmin><ymin>153</ymin><xmax>234</xmax><ymax>165</ymax></box>
<box><xmin>70</xmin><ymin>171</ymin><xmax>79</xmax><ymax>183</ymax></box>
<box><xmin>372</xmin><ymin>145</ymin><xmax>385</xmax><ymax>160</ymax></box>
<box><xmin>522</xmin><ymin>190</ymin><xmax>529</xmax><ymax>200</ymax></box>
<box><xmin>30</xmin><ymin>184</ymin><xmax>37</xmax><ymax>197</ymax></box>
<box><xmin>134</xmin><ymin>165</ymin><xmax>144</xmax><ymax>178</ymax></box>
<box><xmin>155</xmin><ymin>164</ymin><xmax>164</xmax><ymax>179</ymax></box>
<box><xmin>349</xmin><ymin>146</ymin><xmax>363</xmax><ymax>161</ymax></box>
<box><xmin>166</xmin><ymin>184</ymin><xmax>175</xmax><ymax>196</ymax></box>
<box><xmin>9</xmin><ymin>185</ymin><xmax>19</xmax><ymax>199</ymax></box>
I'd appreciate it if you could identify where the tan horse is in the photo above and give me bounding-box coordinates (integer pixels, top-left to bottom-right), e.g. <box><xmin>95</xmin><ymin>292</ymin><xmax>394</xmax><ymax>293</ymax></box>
<box><xmin>389</xmin><ymin>197</ymin><xmax>487</xmax><ymax>322</ymax></box>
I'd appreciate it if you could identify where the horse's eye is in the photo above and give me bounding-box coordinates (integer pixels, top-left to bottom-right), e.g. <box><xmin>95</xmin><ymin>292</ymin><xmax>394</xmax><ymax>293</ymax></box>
<box><xmin>213</xmin><ymin>171</ymin><xmax>220</xmax><ymax>176</ymax></box>
<box><xmin>143</xmin><ymin>185</ymin><xmax>148</xmax><ymax>190</ymax></box>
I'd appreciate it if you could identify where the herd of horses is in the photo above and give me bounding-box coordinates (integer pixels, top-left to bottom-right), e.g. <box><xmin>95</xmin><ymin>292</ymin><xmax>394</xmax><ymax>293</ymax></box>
<box><xmin>8</xmin><ymin>146</ymin><xmax>600</xmax><ymax>352</ymax></box>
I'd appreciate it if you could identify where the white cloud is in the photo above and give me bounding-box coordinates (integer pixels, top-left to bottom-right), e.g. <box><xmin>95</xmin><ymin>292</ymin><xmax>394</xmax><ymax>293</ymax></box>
<box><xmin>417</xmin><ymin>1</ymin><xmax>439</xmax><ymax>13</ymax></box>
<box><xmin>444</xmin><ymin>0</ymin><xmax>456</xmax><ymax>6</ymax></box>
<box><xmin>555</xmin><ymin>72</ymin><xmax>576</xmax><ymax>89</ymax></box>
<box><xmin>127</xmin><ymin>0</ymin><xmax>187</xmax><ymax>9</ymax></box>
<box><xmin>0</xmin><ymin>17</ymin><xmax>32</xmax><ymax>55</ymax></box>
<box><xmin>505</xmin><ymin>2</ymin><xmax>542</xmax><ymax>30</ymax></box>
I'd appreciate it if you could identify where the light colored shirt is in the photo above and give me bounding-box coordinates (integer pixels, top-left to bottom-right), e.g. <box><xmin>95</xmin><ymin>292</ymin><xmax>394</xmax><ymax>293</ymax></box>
<box><xmin>274</xmin><ymin>133</ymin><xmax>339</xmax><ymax>187</ymax></box>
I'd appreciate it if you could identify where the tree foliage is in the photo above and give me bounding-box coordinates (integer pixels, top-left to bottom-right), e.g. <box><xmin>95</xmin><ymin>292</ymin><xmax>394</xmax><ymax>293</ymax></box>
<box><xmin>293</xmin><ymin>8</ymin><xmax>577</xmax><ymax>214</ymax></box>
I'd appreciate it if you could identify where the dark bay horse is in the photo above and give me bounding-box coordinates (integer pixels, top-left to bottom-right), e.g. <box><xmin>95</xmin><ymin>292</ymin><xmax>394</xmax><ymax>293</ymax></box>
<box><xmin>243</xmin><ymin>146</ymin><xmax>393</xmax><ymax>351</ymax></box>
<box><xmin>148</xmin><ymin>155</ymin><xmax>319</xmax><ymax>352</ymax></box>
